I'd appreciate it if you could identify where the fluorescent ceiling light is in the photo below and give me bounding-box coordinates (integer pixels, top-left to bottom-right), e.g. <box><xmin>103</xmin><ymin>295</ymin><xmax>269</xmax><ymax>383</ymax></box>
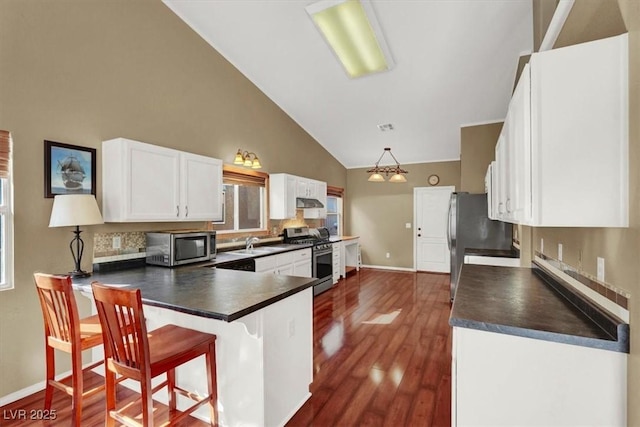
<box><xmin>306</xmin><ymin>0</ymin><xmax>394</xmax><ymax>78</ymax></box>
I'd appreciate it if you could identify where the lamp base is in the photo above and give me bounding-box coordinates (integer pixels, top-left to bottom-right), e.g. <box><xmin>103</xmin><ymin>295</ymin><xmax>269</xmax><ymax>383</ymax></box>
<box><xmin>69</xmin><ymin>270</ymin><xmax>91</xmax><ymax>278</ymax></box>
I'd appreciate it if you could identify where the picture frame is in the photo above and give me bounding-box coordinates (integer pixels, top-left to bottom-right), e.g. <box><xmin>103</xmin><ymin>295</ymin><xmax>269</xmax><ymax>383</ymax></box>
<box><xmin>44</xmin><ymin>140</ymin><xmax>96</xmax><ymax>198</ymax></box>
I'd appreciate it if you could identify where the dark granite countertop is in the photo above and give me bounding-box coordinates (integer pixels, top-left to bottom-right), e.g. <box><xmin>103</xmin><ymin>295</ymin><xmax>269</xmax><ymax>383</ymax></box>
<box><xmin>450</xmin><ymin>263</ymin><xmax>629</xmax><ymax>353</ymax></box>
<box><xmin>464</xmin><ymin>247</ymin><xmax>520</xmax><ymax>258</ymax></box>
<box><xmin>74</xmin><ymin>265</ymin><xmax>318</xmax><ymax>322</ymax></box>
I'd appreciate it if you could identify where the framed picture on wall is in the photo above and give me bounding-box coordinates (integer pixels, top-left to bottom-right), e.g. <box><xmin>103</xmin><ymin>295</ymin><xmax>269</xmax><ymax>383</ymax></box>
<box><xmin>44</xmin><ymin>140</ymin><xmax>96</xmax><ymax>198</ymax></box>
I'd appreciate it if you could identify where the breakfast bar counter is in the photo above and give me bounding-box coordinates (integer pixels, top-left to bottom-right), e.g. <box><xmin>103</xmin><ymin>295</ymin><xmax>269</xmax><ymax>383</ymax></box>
<box><xmin>75</xmin><ymin>265</ymin><xmax>317</xmax><ymax>427</ymax></box>
<box><xmin>75</xmin><ymin>264</ymin><xmax>317</xmax><ymax>322</ymax></box>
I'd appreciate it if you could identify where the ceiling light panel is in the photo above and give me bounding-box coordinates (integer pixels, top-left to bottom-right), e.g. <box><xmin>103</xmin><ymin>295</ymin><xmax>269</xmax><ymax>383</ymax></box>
<box><xmin>306</xmin><ymin>0</ymin><xmax>394</xmax><ymax>78</ymax></box>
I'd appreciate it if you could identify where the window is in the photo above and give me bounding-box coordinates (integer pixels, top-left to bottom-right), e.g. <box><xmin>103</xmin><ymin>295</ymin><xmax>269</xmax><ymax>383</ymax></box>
<box><xmin>0</xmin><ymin>130</ymin><xmax>13</xmax><ymax>291</ymax></box>
<box><xmin>326</xmin><ymin>186</ymin><xmax>344</xmax><ymax>236</ymax></box>
<box><xmin>213</xmin><ymin>165</ymin><xmax>268</xmax><ymax>233</ymax></box>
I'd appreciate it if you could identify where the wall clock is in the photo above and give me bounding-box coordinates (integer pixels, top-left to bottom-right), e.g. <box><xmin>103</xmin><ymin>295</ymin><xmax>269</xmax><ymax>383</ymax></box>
<box><xmin>428</xmin><ymin>174</ymin><xmax>440</xmax><ymax>186</ymax></box>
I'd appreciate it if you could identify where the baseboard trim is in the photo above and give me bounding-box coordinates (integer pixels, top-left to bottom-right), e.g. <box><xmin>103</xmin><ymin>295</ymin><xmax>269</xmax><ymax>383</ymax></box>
<box><xmin>361</xmin><ymin>264</ymin><xmax>416</xmax><ymax>272</ymax></box>
<box><xmin>0</xmin><ymin>362</ymin><xmax>105</xmax><ymax>407</ymax></box>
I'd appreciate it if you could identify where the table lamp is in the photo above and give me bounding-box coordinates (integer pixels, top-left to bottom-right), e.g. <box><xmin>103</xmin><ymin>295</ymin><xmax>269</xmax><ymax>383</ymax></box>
<box><xmin>49</xmin><ymin>194</ymin><xmax>104</xmax><ymax>278</ymax></box>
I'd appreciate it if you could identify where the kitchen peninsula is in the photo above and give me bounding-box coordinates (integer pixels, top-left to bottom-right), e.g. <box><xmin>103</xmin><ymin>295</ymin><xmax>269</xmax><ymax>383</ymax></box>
<box><xmin>74</xmin><ymin>264</ymin><xmax>318</xmax><ymax>427</ymax></box>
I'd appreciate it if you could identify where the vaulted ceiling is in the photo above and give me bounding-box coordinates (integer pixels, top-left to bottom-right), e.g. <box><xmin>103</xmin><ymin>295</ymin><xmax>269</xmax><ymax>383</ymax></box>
<box><xmin>163</xmin><ymin>0</ymin><xmax>533</xmax><ymax>169</ymax></box>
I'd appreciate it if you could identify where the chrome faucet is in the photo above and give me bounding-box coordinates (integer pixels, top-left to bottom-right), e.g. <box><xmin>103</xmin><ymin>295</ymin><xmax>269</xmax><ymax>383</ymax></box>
<box><xmin>246</xmin><ymin>236</ymin><xmax>260</xmax><ymax>251</ymax></box>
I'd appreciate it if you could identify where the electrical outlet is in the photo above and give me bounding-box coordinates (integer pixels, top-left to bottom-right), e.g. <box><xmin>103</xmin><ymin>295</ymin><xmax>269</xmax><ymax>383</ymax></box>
<box><xmin>597</xmin><ymin>257</ymin><xmax>605</xmax><ymax>281</ymax></box>
<box><xmin>405</xmin><ymin>223</ymin><xmax>411</xmax><ymax>229</ymax></box>
<box><xmin>386</xmin><ymin>252</ymin><xmax>390</xmax><ymax>259</ymax></box>
<box><xmin>113</xmin><ymin>236</ymin><xmax>121</xmax><ymax>250</ymax></box>
<box><xmin>558</xmin><ymin>243</ymin><xmax>563</xmax><ymax>262</ymax></box>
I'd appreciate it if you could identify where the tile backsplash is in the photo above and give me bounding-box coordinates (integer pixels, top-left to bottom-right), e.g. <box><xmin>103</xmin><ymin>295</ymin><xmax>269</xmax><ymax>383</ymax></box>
<box><xmin>94</xmin><ymin>231</ymin><xmax>146</xmax><ymax>258</ymax></box>
<box><xmin>93</xmin><ymin>210</ymin><xmax>324</xmax><ymax>260</ymax></box>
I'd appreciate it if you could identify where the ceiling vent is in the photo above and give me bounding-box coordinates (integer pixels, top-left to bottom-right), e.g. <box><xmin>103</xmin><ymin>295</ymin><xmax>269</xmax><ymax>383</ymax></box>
<box><xmin>377</xmin><ymin>123</ymin><xmax>394</xmax><ymax>132</ymax></box>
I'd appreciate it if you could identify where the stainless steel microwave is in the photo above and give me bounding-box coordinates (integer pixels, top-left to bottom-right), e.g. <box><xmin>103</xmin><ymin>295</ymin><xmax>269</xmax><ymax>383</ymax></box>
<box><xmin>145</xmin><ymin>231</ymin><xmax>216</xmax><ymax>267</ymax></box>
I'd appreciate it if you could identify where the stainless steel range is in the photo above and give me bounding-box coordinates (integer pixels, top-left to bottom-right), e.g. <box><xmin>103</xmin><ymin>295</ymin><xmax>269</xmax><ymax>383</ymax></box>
<box><xmin>283</xmin><ymin>227</ymin><xmax>333</xmax><ymax>296</ymax></box>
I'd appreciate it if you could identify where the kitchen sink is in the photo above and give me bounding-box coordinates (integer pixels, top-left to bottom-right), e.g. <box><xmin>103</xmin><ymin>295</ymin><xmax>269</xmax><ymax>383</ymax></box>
<box><xmin>228</xmin><ymin>248</ymin><xmax>275</xmax><ymax>255</ymax></box>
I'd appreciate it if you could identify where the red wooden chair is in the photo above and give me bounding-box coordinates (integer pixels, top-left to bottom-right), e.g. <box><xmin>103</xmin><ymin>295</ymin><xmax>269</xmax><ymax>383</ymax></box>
<box><xmin>91</xmin><ymin>282</ymin><xmax>218</xmax><ymax>426</ymax></box>
<box><xmin>33</xmin><ymin>273</ymin><xmax>104</xmax><ymax>426</ymax></box>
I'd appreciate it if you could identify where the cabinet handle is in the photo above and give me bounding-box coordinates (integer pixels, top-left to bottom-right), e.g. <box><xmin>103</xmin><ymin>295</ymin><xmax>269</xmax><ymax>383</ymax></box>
<box><xmin>498</xmin><ymin>202</ymin><xmax>504</xmax><ymax>214</ymax></box>
<box><xmin>506</xmin><ymin>199</ymin><xmax>512</xmax><ymax>213</ymax></box>
<box><xmin>176</xmin><ymin>205</ymin><xmax>179</xmax><ymax>217</ymax></box>
<box><xmin>186</xmin><ymin>206</ymin><xmax>189</xmax><ymax>217</ymax></box>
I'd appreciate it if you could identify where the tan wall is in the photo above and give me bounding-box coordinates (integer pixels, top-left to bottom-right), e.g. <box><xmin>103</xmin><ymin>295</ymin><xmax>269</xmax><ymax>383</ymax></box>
<box><xmin>0</xmin><ymin>1</ymin><xmax>346</xmax><ymax>396</ymax></box>
<box><xmin>531</xmin><ymin>0</ymin><xmax>639</xmax><ymax>424</ymax></box>
<box><xmin>459</xmin><ymin>122</ymin><xmax>502</xmax><ymax>193</ymax></box>
<box><xmin>346</xmin><ymin>161</ymin><xmax>460</xmax><ymax>268</ymax></box>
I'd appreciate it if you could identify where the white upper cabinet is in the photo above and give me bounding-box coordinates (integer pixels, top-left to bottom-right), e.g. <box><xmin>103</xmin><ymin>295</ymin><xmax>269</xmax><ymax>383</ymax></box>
<box><xmin>270</xmin><ymin>173</ymin><xmax>327</xmax><ymax>219</ymax></box>
<box><xmin>528</xmin><ymin>34</ymin><xmax>628</xmax><ymax>227</ymax></box>
<box><xmin>495</xmin><ymin>64</ymin><xmax>532</xmax><ymax>224</ymax></box>
<box><xmin>269</xmin><ymin>173</ymin><xmax>297</xmax><ymax>219</ymax></box>
<box><xmin>102</xmin><ymin>138</ymin><xmax>223</xmax><ymax>222</ymax></box>
<box><xmin>180</xmin><ymin>152</ymin><xmax>223</xmax><ymax>221</ymax></box>
<box><xmin>494</xmin><ymin>34</ymin><xmax>628</xmax><ymax>227</ymax></box>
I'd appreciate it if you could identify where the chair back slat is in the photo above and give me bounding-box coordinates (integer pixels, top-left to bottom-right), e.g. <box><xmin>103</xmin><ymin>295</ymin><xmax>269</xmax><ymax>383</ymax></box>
<box><xmin>92</xmin><ymin>283</ymin><xmax>149</xmax><ymax>373</ymax></box>
<box><xmin>34</xmin><ymin>273</ymin><xmax>80</xmax><ymax>345</ymax></box>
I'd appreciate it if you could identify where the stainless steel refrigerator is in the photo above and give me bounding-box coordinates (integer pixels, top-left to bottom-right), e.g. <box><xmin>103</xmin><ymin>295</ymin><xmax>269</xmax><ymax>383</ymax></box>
<box><xmin>448</xmin><ymin>192</ymin><xmax>513</xmax><ymax>300</ymax></box>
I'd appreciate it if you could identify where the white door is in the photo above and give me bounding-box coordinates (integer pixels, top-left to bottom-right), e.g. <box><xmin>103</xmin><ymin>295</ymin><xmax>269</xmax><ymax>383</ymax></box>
<box><xmin>414</xmin><ymin>186</ymin><xmax>454</xmax><ymax>272</ymax></box>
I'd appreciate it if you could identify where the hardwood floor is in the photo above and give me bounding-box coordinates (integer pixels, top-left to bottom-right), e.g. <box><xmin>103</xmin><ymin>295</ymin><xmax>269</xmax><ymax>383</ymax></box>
<box><xmin>287</xmin><ymin>269</ymin><xmax>452</xmax><ymax>427</ymax></box>
<box><xmin>0</xmin><ymin>269</ymin><xmax>451</xmax><ymax>426</ymax></box>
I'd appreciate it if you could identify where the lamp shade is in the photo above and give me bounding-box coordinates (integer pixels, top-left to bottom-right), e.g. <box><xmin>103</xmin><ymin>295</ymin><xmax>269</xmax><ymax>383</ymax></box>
<box><xmin>389</xmin><ymin>173</ymin><xmax>407</xmax><ymax>183</ymax></box>
<box><xmin>49</xmin><ymin>194</ymin><xmax>104</xmax><ymax>227</ymax></box>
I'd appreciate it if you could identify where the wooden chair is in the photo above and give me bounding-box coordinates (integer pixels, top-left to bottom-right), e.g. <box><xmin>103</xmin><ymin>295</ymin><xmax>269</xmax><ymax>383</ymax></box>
<box><xmin>91</xmin><ymin>282</ymin><xmax>218</xmax><ymax>427</ymax></box>
<box><xmin>33</xmin><ymin>273</ymin><xmax>105</xmax><ymax>427</ymax></box>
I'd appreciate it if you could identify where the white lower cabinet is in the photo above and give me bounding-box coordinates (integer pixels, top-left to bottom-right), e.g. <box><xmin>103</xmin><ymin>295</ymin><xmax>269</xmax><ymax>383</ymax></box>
<box><xmin>269</xmin><ymin>173</ymin><xmax>327</xmax><ymax>219</ymax></box>
<box><xmin>332</xmin><ymin>242</ymin><xmax>341</xmax><ymax>284</ymax></box>
<box><xmin>254</xmin><ymin>249</ymin><xmax>312</xmax><ymax>278</ymax></box>
<box><xmin>452</xmin><ymin>327</ymin><xmax>626</xmax><ymax>426</ymax></box>
<box><xmin>292</xmin><ymin>249</ymin><xmax>312</xmax><ymax>278</ymax></box>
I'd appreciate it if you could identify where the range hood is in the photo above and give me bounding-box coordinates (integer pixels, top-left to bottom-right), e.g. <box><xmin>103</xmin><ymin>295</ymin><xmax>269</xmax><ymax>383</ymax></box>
<box><xmin>296</xmin><ymin>197</ymin><xmax>324</xmax><ymax>209</ymax></box>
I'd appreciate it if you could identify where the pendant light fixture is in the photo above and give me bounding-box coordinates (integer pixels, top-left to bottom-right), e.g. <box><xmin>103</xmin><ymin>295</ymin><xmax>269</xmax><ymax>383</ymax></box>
<box><xmin>366</xmin><ymin>147</ymin><xmax>408</xmax><ymax>183</ymax></box>
<box><xmin>233</xmin><ymin>149</ymin><xmax>262</xmax><ymax>169</ymax></box>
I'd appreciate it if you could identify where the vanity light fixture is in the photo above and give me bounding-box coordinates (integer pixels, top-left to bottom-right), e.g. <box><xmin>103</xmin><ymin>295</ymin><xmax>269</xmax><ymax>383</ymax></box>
<box><xmin>233</xmin><ymin>149</ymin><xmax>262</xmax><ymax>169</ymax></box>
<box><xmin>366</xmin><ymin>147</ymin><xmax>408</xmax><ymax>183</ymax></box>
<box><xmin>306</xmin><ymin>0</ymin><xmax>394</xmax><ymax>79</ymax></box>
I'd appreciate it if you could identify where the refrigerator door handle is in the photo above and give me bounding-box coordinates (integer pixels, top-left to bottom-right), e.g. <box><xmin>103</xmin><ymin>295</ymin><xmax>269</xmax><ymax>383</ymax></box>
<box><xmin>447</xmin><ymin>196</ymin><xmax>454</xmax><ymax>250</ymax></box>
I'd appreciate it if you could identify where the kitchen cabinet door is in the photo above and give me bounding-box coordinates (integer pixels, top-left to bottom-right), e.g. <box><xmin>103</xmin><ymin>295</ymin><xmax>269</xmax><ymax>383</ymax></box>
<box><xmin>296</xmin><ymin>178</ymin><xmax>310</xmax><ymax>198</ymax></box>
<box><xmin>528</xmin><ymin>34</ymin><xmax>628</xmax><ymax>227</ymax></box>
<box><xmin>453</xmin><ymin>327</ymin><xmax>626</xmax><ymax>426</ymax></box>
<box><xmin>255</xmin><ymin>255</ymin><xmax>277</xmax><ymax>274</ymax></box>
<box><xmin>180</xmin><ymin>152</ymin><xmax>223</xmax><ymax>221</ymax></box>
<box><xmin>494</xmin><ymin>136</ymin><xmax>508</xmax><ymax>221</ymax></box>
<box><xmin>292</xmin><ymin>249</ymin><xmax>312</xmax><ymax>278</ymax></box>
<box><xmin>103</xmin><ymin>138</ymin><xmax>181</xmax><ymax>222</ymax></box>
<box><xmin>505</xmin><ymin>64</ymin><xmax>531</xmax><ymax>224</ymax></box>
<box><xmin>269</xmin><ymin>173</ymin><xmax>297</xmax><ymax>219</ymax></box>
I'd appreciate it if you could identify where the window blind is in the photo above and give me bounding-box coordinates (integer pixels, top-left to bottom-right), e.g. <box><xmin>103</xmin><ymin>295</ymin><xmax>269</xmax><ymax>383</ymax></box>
<box><xmin>327</xmin><ymin>185</ymin><xmax>344</xmax><ymax>198</ymax></box>
<box><xmin>0</xmin><ymin>131</ymin><xmax>11</xmax><ymax>178</ymax></box>
<box><xmin>222</xmin><ymin>164</ymin><xmax>268</xmax><ymax>187</ymax></box>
